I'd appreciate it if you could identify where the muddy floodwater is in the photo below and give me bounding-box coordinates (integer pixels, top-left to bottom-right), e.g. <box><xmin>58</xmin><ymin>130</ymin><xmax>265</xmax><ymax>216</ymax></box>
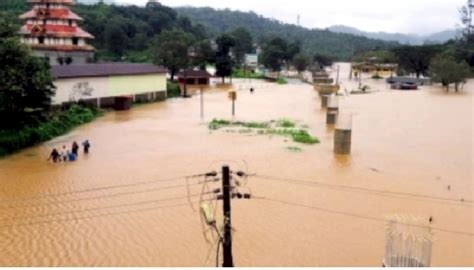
<box><xmin>0</xmin><ymin>63</ymin><xmax>472</xmax><ymax>266</ymax></box>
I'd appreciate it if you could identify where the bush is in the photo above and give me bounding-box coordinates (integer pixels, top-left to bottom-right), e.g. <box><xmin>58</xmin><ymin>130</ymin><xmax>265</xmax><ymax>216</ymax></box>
<box><xmin>167</xmin><ymin>82</ymin><xmax>181</xmax><ymax>98</ymax></box>
<box><xmin>0</xmin><ymin>105</ymin><xmax>101</xmax><ymax>158</ymax></box>
<box><xmin>372</xmin><ymin>74</ymin><xmax>383</xmax><ymax>79</ymax></box>
<box><xmin>232</xmin><ymin>69</ymin><xmax>264</xmax><ymax>79</ymax></box>
<box><xmin>276</xmin><ymin>78</ymin><xmax>288</xmax><ymax>85</ymax></box>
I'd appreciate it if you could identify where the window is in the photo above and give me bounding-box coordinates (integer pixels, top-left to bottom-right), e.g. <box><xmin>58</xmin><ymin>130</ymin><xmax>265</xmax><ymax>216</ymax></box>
<box><xmin>69</xmin><ymin>20</ymin><xmax>73</xmax><ymax>27</ymax></box>
<box><xmin>72</xmin><ymin>38</ymin><xmax>78</xmax><ymax>46</ymax></box>
<box><xmin>38</xmin><ymin>36</ymin><xmax>45</xmax><ymax>44</ymax></box>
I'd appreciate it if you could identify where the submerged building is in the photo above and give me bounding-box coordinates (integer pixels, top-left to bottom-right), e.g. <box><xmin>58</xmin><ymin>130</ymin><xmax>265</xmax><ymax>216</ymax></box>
<box><xmin>51</xmin><ymin>63</ymin><xmax>168</xmax><ymax>109</ymax></box>
<box><xmin>19</xmin><ymin>0</ymin><xmax>95</xmax><ymax>66</ymax></box>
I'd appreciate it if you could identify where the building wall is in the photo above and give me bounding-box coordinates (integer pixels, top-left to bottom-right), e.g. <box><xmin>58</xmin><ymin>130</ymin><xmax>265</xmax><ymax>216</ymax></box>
<box><xmin>108</xmin><ymin>74</ymin><xmax>166</xmax><ymax>96</ymax></box>
<box><xmin>35</xmin><ymin>50</ymin><xmax>94</xmax><ymax>66</ymax></box>
<box><xmin>53</xmin><ymin>73</ymin><xmax>167</xmax><ymax>105</ymax></box>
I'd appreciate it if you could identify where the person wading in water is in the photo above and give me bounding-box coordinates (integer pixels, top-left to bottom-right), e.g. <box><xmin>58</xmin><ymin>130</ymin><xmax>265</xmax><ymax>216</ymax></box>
<box><xmin>82</xmin><ymin>140</ymin><xmax>91</xmax><ymax>154</ymax></box>
<box><xmin>72</xmin><ymin>141</ymin><xmax>79</xmax><ymax>157</ymax></box>
<box><xmin>48</xmin><ymin>148</ymin><xmax>60</xmax><ymax>163</ymax></box>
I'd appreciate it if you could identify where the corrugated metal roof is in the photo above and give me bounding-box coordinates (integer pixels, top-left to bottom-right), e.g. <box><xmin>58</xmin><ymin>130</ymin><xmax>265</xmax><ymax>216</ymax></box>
<box><xmin>177</xmin><ymin>69</ymin><xmax>212</xmax><ymax>78</ymax></box>
<box><xmin>52</xmin><ymin>63</ymin><xmax>168</xmax><ymax>79</ymax></box>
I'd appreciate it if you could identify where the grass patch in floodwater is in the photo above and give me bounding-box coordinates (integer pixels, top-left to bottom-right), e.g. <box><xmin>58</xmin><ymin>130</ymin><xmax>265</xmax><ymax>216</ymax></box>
<box><xmin>209</xmin><ymin>119</ymin><xmax>270</xmax><ymax>130</ymax></box>
<box><xmin>209</xmin><ymin>119</ymin><xmax>320</xmax><ymax>145</ymax></box>
<box><xmin>287</xmin><ymin>146</ymin><xmax>303</xmax><ymax>152</ymax></box>
<box><xmin>276</xmin><ymin>119</ymin><xmax>296</xmax><ymax>128</ymax></box>
<box><xmin>276</xmin><ymin>78</ymin><xmax>288</xmax><ymax>85</ymax></box>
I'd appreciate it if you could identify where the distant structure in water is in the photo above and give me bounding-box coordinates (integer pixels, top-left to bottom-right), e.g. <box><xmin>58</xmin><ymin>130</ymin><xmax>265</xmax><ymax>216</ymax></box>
<box><xmin>19</xmin><ymin>0</ymin><xmax>95</xmax><ymax>66</ymax></box>
<box><xmin>384</xmin><ymin>215</ymin><xmax>433</xmax><ymax>267</ymax></box>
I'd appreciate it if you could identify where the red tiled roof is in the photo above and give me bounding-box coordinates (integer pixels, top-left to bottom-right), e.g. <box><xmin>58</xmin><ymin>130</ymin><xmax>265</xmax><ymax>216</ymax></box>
<box><xmin>27</xmin><ymin>0</ymin><xmax>74</xmax><ymax>4</ymax></box>
<box><xmin>19</xmin><ymin>9</ymin><xmax>83</xmax><ymax>21</ymax></box>
<box><xmin>20</xmin><ymin>25</ymin><xmax>94</xmax><ymax>39</ymax></box>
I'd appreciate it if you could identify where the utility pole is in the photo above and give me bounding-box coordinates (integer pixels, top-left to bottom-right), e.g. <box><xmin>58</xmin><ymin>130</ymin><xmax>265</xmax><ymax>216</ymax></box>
<box><xmin>200</xmin><ymin>88</ymin><xmax>204</xmax><ymax>120</ymax></box>
<box><xmin>336</xmin><ymin>65</ymin><xmax>340</xmax><ymax>85</ymax></box>
<box><xmin>232</xmin><ymin>99</ymin><xmax>235</xmax><ymax>116</ymax></box>
<box><xmin>221</xmin><ymin>166</ymin><xmax>234</xmax><ymax>267</ymax></box>
<box><xmin>183</xmin><ymin>69</ymin><xmax>189</xmax><ymax>98</ymax></box>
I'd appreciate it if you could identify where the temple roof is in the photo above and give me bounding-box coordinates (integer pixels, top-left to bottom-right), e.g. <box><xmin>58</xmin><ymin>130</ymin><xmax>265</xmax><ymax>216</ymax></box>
<box><xmin>20</xmin><ymin>25</ymin><xmax>94</xmax><ymax>39</ymax></box>
<box><xmin>19</xmin><ymin>9</ymin><xmax>84</xmax><ymax>21</ymax></box>
<box><xmin>27</xmin><ymin>0</ymin><xmax>74</xmax><ymax>4</ymax></box>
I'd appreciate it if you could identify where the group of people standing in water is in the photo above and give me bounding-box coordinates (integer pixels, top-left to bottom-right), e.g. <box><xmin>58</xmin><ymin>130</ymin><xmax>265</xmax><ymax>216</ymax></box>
<box><xmin>48</xmin><ymin>140</ymin><xmax>91</xmax><ymax>163</ymax></box>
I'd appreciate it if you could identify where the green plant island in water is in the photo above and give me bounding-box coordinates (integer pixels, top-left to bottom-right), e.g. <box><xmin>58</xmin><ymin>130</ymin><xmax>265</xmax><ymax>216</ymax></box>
<box><xmin>208</xmin><ymin>119</ymin><xmax>320</xmax><ymax>150</ymax></box>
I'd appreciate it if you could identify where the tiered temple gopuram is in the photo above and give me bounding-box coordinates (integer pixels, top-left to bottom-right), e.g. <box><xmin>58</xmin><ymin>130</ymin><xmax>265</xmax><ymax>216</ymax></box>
<box><xmin>19</xmin><ymin>0</ymin><xmax>95</xmax><ymax>66</ymax></box>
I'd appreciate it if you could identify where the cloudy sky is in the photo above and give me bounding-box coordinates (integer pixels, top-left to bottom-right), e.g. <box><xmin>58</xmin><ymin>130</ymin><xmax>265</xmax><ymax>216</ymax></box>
<box><xmin>115</xmin><ymin>0</ymin><xmax>465</xmax><ymax>35</ymax></box>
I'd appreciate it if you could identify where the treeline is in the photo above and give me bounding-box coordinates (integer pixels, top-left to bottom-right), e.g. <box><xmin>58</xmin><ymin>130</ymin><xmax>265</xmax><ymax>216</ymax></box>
<box><xmin>1</xmin><ymin>0</ymin><xmax>399</xmax><ymax>62</ymax></box>
<box><xmin>175</xmin><ymin>7</ymin><xmax>399</xmax><ymax>60</ymax></box>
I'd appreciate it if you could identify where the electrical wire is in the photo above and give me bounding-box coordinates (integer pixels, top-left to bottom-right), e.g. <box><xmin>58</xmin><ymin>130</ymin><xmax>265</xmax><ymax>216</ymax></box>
<box><xmin>0</xmin><ymin>182</ymin><xmax>203</xmax><ymax>210</ymax></box>
<box><xmin>0</xmin><ymin>202</ymin><xmax>196</xmax><ymax>230</ymax></box>
<box><xmin>254</xmin><ymin>174</ymin><xmax>473</xmax><ymax>207</ymax></box>
<box><xmin>0</xmin><ymin>193</ymin><xmax>204</xmax><ymax>224</ymax></box>
<box><xmin>0</xmin><ymin>174</ymin><xmax>202</xmax><ymax>205</ymax></box>
<box><xmin>258</xmin><ymin>197</ymin><xmax>474</xmax><ymax>237</ymax></box>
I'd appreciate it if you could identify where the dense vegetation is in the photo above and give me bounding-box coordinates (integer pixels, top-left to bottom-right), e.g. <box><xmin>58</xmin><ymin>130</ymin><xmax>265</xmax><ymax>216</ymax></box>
<box><xmin>175</xmin><ymin>7</ymin><xmax>399</xmax><ymax>60</ymax></box>
<box><xmin>0</xmin><ymin>105</ymin><xmax>101</xmax><ymax>157</ymax></box>
<box><xmin>1</xmin><ymin>0</ymin><xmax>399</xmax><ymax>62</ymax></box>
<box><xmin>0</xmin><ymin>15</ymin><xmax>102</xmax><ymax>157</ymax></box>
<box><xmin>0</xmin><ymin>14</ymin><xmax>55</xmax><ymax>129</ymax></box>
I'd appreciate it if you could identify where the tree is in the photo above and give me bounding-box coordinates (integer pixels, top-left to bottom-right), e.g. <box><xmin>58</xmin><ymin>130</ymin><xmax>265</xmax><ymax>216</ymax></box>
<box><xmin>150</xmin><ymin>29</ymin><xmax>193</xmax><ymax>81</ymax></box>
<box><xmin>459</xmin><ymin>1</ymin><xmax>474</xmax><ymax>68</ymax></box>
<box><xmin>285</xmin><ymin>41</ymin><xmax>301</xmax><ymax>70</ymax></box>
<box><xmin>392</xmin><ymin>45</ymin><xmax>442</xmax><ymax>78</ymax></box>
<box><xmin>104</xmin><ymin>17</ymin><xmax>128</xmax><ymax>56</ymax></box>
<box><xmin>460</xmin><ymin>0</ymin><xmax>474</xmax><ymax>42</ymax></box>
<box><xmin>0</xmin><ymin>17</ymin><xmax>55</xmax><ymax>128</ymax></box>
<box><xmin>215</xmin><ymin>34</ymin><xmax>235</xmax><ymax>83</ymax></box>
<box><xmin>260</xmin><ymin>38</ymin><xmax>287</xmax><ymax>75</ymax></box>
<box><xmin>231</xmin><ymin>27</ymin><xmax>253</xmax><ymax>67</ymax></box>
<box><xmin>313</xmin><ymin>54</ymin><xmax>334</xmax><ymax>69</ymax></box>
<box><xmin>147</xmin><ymin>12</ymin><xmax>174</xmax><ymax>35</ymax></box>
<box><xmin>430</xmin><ymin>55</ymin><xmax>470</xmax><ymax>92</ymax></box>
<box><xmin>177</xmin><ymin>16</ymin><xmax>193</xmax><ymax>33</ymax></box>
<box><xmin>293</xmin><ymin>53</ymin><xmax>310</xmax><ymax>74</ymax></box>
<box><xmin>193</xmin><ymin>40</ymin><xmax>215</xmax><ymax>70</ymax></box>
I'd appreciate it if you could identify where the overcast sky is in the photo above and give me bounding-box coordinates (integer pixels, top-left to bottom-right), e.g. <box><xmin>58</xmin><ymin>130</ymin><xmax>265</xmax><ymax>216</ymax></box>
<box><xmin>115</xmin><ymin>0</ymin><xmax>464</xmax><ymax>35</ymax></box>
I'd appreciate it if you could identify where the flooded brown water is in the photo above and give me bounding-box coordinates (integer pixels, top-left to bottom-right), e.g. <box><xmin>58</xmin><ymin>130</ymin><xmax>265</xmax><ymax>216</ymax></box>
<box><xmin>0</xmin><ymin>63</ymin><xmax>472</xmax><ymax>266</ymax></box>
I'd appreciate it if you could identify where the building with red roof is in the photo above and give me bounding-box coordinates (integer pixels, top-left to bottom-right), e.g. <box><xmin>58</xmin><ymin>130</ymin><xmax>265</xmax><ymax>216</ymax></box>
<box><xmin>19</xmin><ymin>0</ymin><xmax>95</xmax><ymax>66</ymax></box>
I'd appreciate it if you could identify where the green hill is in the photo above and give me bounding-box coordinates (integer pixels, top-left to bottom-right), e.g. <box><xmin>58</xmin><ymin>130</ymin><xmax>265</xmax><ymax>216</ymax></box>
<box><xmin>176</xmin><ymin>7</ymin><xmax>399</xmax><ymax>60</ymax></box>
<box><xmin>0</xmin><ymin>0</ymin><xmax>400</xmax><ymax>62</ymax></box>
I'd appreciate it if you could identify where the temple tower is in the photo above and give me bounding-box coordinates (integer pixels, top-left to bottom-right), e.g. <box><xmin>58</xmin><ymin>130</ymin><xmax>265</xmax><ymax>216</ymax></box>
<box><xmin>19</xmin><ymin>0</ymin><xmax>95</xmax><ymax>66</ymax></box>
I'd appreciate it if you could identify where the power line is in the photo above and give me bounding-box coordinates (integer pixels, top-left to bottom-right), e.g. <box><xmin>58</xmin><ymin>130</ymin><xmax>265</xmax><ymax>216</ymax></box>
<box><xmin>0</xmin><ymin>202</ymin><xmax>195</xmax><ymax>230</ymax></box>
<box><xmin>0</xmin><ymin>193</ymin><xmax>206</xmax><ymax>225</ymax></box>
<box><xmin>254</xmin><ymin>174</ymin><xmax>473</xmax><ymax>207</ymax></box>
<box><xmin>259</xmin><ymin>197</ymin><xmax>474</xmax><ymax>237</ymax></box>
<box><xmin>0</xmin><ymin>182</ymin><xmax>203</xmax><ymax>210</ymax></box>
<box><xmin>0</xmin><ymin>174</ymin><xmax>202</xmax><ymax>205</ymax></box>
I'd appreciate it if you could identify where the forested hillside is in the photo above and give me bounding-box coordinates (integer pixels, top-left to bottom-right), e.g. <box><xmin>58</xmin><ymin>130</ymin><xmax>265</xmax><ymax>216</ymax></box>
<box><xmin>1</xmin><ymin>0</ymin><xmax>400</xmax><ymax>61</ymax></box>
<box><xmin>175</xmin><ymin>7</ymin><xmax>399</xmax><ymax>60</ymax></box>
